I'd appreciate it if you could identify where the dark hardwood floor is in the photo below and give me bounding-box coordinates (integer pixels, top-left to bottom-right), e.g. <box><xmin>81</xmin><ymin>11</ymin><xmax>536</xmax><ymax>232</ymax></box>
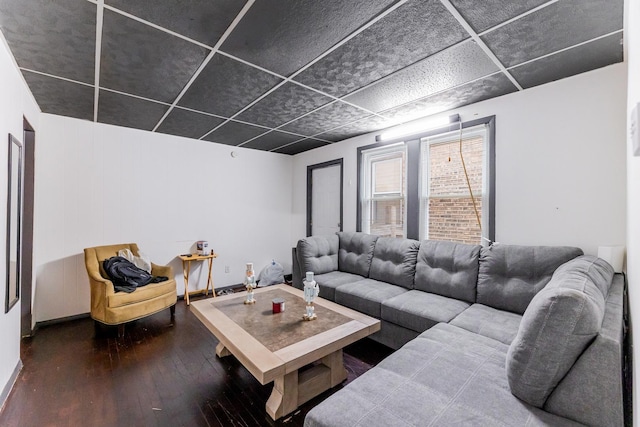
<box><xmin>0</xmin><ymin>295</ymin><xmax>392</xmax><ymax>427</ymax></box>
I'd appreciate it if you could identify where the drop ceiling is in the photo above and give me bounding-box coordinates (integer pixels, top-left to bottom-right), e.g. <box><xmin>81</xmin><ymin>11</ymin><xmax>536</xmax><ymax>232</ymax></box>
<box><xmin>0</xmin><ymin>0</ymin><xmax>624</xmax><ymax>155</ymax></box>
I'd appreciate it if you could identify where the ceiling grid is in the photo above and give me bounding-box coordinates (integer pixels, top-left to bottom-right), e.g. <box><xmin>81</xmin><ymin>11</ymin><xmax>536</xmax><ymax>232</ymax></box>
<box><xmin>0</xmin><ymin>0</ymin><xmax>624</xmax><ymax>154</ymax></box>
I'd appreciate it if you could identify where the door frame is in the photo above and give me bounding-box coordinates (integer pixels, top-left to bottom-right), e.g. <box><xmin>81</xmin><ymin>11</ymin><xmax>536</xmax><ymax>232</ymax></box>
<box><xmin>307</xmin><ymin>159</ymin><xmax>343</xmax><ymax>237</ymax></box>
<box><xmin>21</xmin><ymin>118</ymin><xmax>35</xmax><ymax>337</ymax></box>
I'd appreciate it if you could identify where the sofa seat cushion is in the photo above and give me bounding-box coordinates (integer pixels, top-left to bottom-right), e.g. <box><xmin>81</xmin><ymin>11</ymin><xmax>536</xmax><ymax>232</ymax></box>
<box><xmin>337</xmin><ymin>232</ymin><xmax>378</xmax><ymax>277</ymax></box>
<box><xmin>450</xmin><ymin>303</ymin><xmax>522</xmax><ymax>345</ymax></box>
<box><xmin>335</xmin><ymin>279</ymin><xmax>407</xmax><ymax>318</ymax></box>
<box><xmin>369</xmin><ymin>237</ymin><xmax>420</xmax><ymax>289</ymax></box>
<box><xmin>313</xmin><ymin>271</ymin><xmax>364</xmax><ymax>302</ymax></box>
<box><xmin>414</xmin><ymin>240</ymin><xmax>480</xmax><ymax>303</ymax></box>
<box><xmin>304</xmin><ymin>323</ymin><xmax>580</xmax><ymax>427</ymax></box>
<box><xmin>477</xmin><ymin>244</ymin><xmax>583</xmax><ymax>314</ymax></box>
<box><xmin>506</xmin><ymin>255</ymin><xmax>613</xmax><ymax>408</ymax></box>
<box><xmin>108</xmin><ymin>279</ymin><xmax>176</xmax><ymax>308</ymax></box>
<box><xmin>381</xmin><ymin>290</ymin><xmax>469</xmax><ymax>333</ymax></box>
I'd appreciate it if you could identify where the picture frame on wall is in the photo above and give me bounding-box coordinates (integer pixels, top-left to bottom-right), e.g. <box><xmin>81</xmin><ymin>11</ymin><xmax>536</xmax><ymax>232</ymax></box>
<box><xmin>6</xmin><ymin>133</ymin><xmax>22</xmax><ymax>313</ymax></box>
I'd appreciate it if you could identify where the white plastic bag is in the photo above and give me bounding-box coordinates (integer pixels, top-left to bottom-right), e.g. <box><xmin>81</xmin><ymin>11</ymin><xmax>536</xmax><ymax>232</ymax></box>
<box><xmin>118</xmin><ymin>248</ymin><xmax>152</xmax><ymax>273</ymax></box>
<box><xmin>258</xmin><ymin>260</ymin><xmax>284</xmax><ymax>287</ymax></box>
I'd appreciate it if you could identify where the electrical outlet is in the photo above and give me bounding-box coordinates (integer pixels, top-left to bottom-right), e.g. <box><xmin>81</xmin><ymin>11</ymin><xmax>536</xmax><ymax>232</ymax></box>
<box><xmin>224</xmin><ymin>265</ymin><xmax>230</xmax><ymax>274</ymax></box>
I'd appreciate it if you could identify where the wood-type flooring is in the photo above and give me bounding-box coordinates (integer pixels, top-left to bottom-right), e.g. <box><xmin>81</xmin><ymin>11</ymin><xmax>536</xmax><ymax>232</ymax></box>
<box><xmin>0</xmin><ymin>294</ymin><xmax>392</xmax><ymax>427</ymax></box>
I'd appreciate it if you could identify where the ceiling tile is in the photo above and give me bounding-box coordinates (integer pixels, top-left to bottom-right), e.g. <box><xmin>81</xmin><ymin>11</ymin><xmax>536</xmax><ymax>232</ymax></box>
<box><xmin>383</xmin><ymin>73</ymin><xmax>517</xmax><ymax>122</ymax></box>
<box><xmin>220</xmin><ymin>0</ymin><xmax>396</xmax><ymax>77</ymax></box>
<box><xmin>241</xmin><ymin>131</ymin><xmax>301</xmax><ymax>151</ymax></box>
<box><xmin>178</xmin><ymin>54</ymin><xmax>283</xmax><ymax>117</ymax></box>
<box><xmin>449</xmin><ymin>0</ymin><xmax>549</xmax><ymax>33</ymax></box>
<box><xmin>280</xmin><ymin>101</ymin><xmax>371</xmax><ymax>136</ymax></box>
<box><xmin>105</xmin><ymin>0</ymin><xmax>244</xmax><ymax>47</ymax></box>
<box><xmin>235</xmin><ymin>82</ymin><xmax>333</xmax><ymax>128</ymax></box>
<box><xmin>98</xmin><ymin>90</ymin><xmax>169</xmax><ymax>130</ymax></box>
<box><xmin>22</xmin><ymin>71</ymin><xmax>94</xmax><ymax>121</ymax></box>
<box><xmin>100</xmin><ymin>9</ymin><xmax>209</xmax><ymax>103</ymax></box>
<box><xmin>202</xmin><ymin>121</ymin><xmax>268</xmax><ymax>146</ymax></box>
<box><xmin>511</xmin><ymin>33</ymin><xmax>623</xmax><ymax>90</ymax></box>
<box><xmin>156</xmin><ymin>108</ymin><xmax>225</xmax><ymax>139</ymax></box>
<box><xmin>274</xmin><ymin>139</ymin><xmax>331</xmax><ymax>155</ymax></box>
<box><xmin>294</xmin><ymin>0</ymin><xmax>468</xmax><ymax>97</ymax></box>
<box><xmin>0</xmin><ymin>0</ymin><xmax>95</xmax><ymax>84</ymax></box>
<box><xmin>344</xmin><ymin>41</ymin><xmax>498</xmax><ymax>113</ymax></box>
<box><xmin>316</xmin><ymin>115</ymin><xmax>396</xmax><ymax>142</ymax></box>
<box><xmin>482</xmin><ymin>0</ymin><xmax>624</xmax><ymax>68</ymax></box>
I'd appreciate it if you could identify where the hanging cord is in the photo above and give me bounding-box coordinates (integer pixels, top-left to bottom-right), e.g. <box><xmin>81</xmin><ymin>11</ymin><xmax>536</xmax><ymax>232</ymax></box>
<box><xmin>458</xmin><ymin>123</ymin><xmax>482</xmax><ymax>233</ymax></box>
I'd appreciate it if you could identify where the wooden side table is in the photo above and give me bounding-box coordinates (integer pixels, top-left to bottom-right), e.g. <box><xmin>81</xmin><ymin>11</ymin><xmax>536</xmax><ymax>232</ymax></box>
<box><xmin>179</xmin><ymin>252</ymin><xmax>217</xmax><ymax>305</ymax></box>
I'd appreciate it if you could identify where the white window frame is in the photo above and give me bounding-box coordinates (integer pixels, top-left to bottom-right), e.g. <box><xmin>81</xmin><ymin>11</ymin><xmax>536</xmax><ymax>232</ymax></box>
<box><xmin>419</xmin><ymin>125</ymin><xmax>489</xmax><ymax>243</ymax></box>
<box><xmin>360</xmin><ymin>143</ymin><xmax>407</xmax><ymax>236</ymax></box>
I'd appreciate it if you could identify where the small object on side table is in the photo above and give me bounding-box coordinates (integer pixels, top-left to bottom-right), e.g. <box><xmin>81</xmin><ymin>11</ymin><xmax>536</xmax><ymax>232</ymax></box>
<box><xmin>302</xmin><ymin>271</ymin><xmax>319</xmax><ymax>321</ymax></box>
<box><xmin>244</xmin><ymin>262</ymin><xmax>257</xmax><ymax>304</ymax></box>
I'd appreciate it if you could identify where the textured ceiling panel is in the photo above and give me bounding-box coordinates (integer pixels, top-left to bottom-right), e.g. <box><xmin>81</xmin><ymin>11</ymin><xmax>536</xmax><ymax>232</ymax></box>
<box><xmin>316</xmin><ymin>115</ymin><xmax>397</xmax><ymax>142</ymax></box>
<box><xmin>202</xmin><ymin>121</ymin><xmax>268</xmax><ymax>146</ymax></box>
<box><xmin>105</xmin><ymin>0</ymin><xmax>244</xmax><ymax>47</ymax></box>
<box><xmin>482</xmin><ymin>0</ymin><xmax>624</xmax><ymax>68</ymax></box>
<box><xmin>0</xmin><ymin>0</ymin><xmax>625</xmax><ymax>154</ymax></box>
<box><xmin>98</xmin><ymin>90</ymin><xmax>169</xmax><ymax>131</ymax></box>
<box><xmin>156</xmin><ymin>108</ymin><xmax>225</xmax><ymax>139</ymax></box>
<box><xmin>511</xmin><ymin>33</ymin><xmax>623</xmax><ymax>90</ymax></box>
<box><xmin>449</xmin><ymin>0</ymin><xmax>549</xmax><ymax>33</ymax></box>
<box><xmin>22</xmin><ymin>71</ymin><xmax>94</xmax><ymax>121</ymax></box>
<box><xmin>178</xmin><ymin>54</ymin><xmax>282</xmax><ymax>117</ymax></box>
<box><xmin>100</xmin><ymin>10</ymin><xmax>209</xmax><ymax>103</ymax></box>
<box><xmin>0</xmin><ymin>0</ymin><xmax>96</xmax><ymax>84</ymax></box>
<box><xmin>294</xmin><ymin>0</ymin><xmax>468</xmax><ymax>97</ymax></box>
<box><xmin>241</xmin><ymin>131</ymin><xmax>301</xmax><ymax>151</ymax></box>
<box><xmin>235</xmin><ymin>82</ymin><xmax>333</xmax><ymax>128</ymax></box>
<box><xmin>280</xmin><ymin>101</ymin><xmax>371</xmax><ymax>136</ymax></box>
<box><xmin>344</xmin><ymin>41</ymin><xmax>498</xmax><ymax>113</ymax></box>
<box><xmin>274</xmin><ymin>139</ymin><xmax>330</xmax><ymax>155</ymax></box>
<box><xmin>220</xmin><ymin>0</ymin><xmax>396</xmax><ymax>77</ymax></box>
<box><xmin>383</xmin><ymin>73</ymin><xmax>517</xmax><ymax>122</ymax></box>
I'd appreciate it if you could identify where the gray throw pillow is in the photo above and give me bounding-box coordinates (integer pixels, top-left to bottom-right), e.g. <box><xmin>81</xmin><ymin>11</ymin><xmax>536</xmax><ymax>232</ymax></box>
<box><xmin>506</xmin><ymin>255</ymin><xmax>613</xmax><ymax>407</ymax></box>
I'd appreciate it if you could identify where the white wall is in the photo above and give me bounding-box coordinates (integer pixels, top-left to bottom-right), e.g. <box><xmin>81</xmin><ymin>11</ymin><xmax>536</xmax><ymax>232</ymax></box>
<box><xmin>292</xmin><ymin>64</ymin><xmax>628</xmax><ymax>256</ymax></box>
<box><xmin>33</xmin><ymin>115</ymin><xmax>293</xmax><ymax>322</ymax></box>
<box><xmin>0</xmin><ymin>37</ymin><xmax>40</xmax><ymax>404</ymax></box>
<box><xmin>625</xmin><ymin>0</ymin><xmax>640</xmax><ymax>423</ymax></box>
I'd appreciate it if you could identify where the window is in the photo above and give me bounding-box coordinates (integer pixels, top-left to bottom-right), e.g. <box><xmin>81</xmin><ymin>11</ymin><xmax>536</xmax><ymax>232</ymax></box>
<box><xmin>357</xmin><ymin>116</ymin><xmax>495</xmax><ymax>243</ymax></box>
<box><xmin>420</xmin><ymin>126</ymin><xmax>488</xmax><ymax>244</ymax></box>
<box><xmin>361</xmin><ymin>144</ymin><xmax>406</xmax><ymax>238</ymax></box>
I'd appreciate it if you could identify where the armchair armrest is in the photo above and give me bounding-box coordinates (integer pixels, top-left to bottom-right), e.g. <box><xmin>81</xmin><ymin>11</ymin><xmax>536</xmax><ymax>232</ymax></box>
<box><xmin>151</xmin><ymin>263</ymin><xmax>173</xmax><ymax>279</ymax></box>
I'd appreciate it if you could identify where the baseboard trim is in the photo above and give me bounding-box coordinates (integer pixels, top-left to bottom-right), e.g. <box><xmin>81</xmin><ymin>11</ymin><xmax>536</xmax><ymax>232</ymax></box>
<box><xmin>0</xmin><ymin>359</ymin><xmax>22</xmax><ymax>413</ymax></box>
<box><xmin>35</xmin><ymin>312</ymin><xmax>91</xmax><ymax>330</ymax></box>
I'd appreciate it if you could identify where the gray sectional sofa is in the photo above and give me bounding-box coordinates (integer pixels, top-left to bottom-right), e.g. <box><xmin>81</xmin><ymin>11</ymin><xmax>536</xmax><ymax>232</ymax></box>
<box><xmin>291</xmin><ymin>232</ymin><xmax>625</xmax><ymax>426</ymax></box>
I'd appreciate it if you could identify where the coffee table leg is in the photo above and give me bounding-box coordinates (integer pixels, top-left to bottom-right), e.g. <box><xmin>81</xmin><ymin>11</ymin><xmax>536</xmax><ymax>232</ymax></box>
<box><xmin>266</xmin><ymin>370</ymin><xmax>298</xmax><ymax>420</ymax></box>
<box><xmin>322</xmin><ymin>349</ymin><xmax>348</xmax><ymax>387</ymax></box>
<box><xmin>216</xmin><ymin>342</ymin><xmax>231</xmax><ymax>358</ymax></box>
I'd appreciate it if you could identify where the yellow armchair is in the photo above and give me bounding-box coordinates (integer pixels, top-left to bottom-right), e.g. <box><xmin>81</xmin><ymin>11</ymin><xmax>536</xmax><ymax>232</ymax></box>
<box><xmin>84</xmin><ymin>243</ymin><xmax>177</xmax><ymax>336</ymax></box>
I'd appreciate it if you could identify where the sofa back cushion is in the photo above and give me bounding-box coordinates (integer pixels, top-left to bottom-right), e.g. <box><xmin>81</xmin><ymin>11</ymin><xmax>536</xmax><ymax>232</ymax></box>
<box><xmin>369</xmin><ymin>237</ymin><xmax>420</xmax><ymax>289</ymax></box>
<box><xmin>506</xmin><ymin>255</ymin><xmax>614</xmax><ymax>408</ymax></box>
<box><xmin>414</xmin><ymin>240</ymin><xmax>480</xmax><ymax>303</ymax></box>
<box><xmin>477</xmin><ymin>244</ymin><xmax>583</xmax><ymax>314</ymax></box>
<box><xmin>297</xmin><ymin>234</ymin><xmax>339</xmax><ymax>276</ymax></box>
<box><xmin>337</xmin><ymin>232</ymin><xmax>378</xmax><ymax>277</ymax></box>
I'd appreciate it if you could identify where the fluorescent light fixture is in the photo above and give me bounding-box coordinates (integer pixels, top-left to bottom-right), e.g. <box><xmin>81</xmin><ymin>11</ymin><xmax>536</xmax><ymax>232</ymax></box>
<box><xmin>376</xmin><ymin>114</ymin><xmax>460</xmax><ymax>142</ymax></box>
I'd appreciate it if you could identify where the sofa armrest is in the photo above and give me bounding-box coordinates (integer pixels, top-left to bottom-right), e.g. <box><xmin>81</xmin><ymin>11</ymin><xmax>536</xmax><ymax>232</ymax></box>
<box><xmin>151</xmin><ymin>263</ymin><xmax>173</xmax><ymax>279</ymax></box>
